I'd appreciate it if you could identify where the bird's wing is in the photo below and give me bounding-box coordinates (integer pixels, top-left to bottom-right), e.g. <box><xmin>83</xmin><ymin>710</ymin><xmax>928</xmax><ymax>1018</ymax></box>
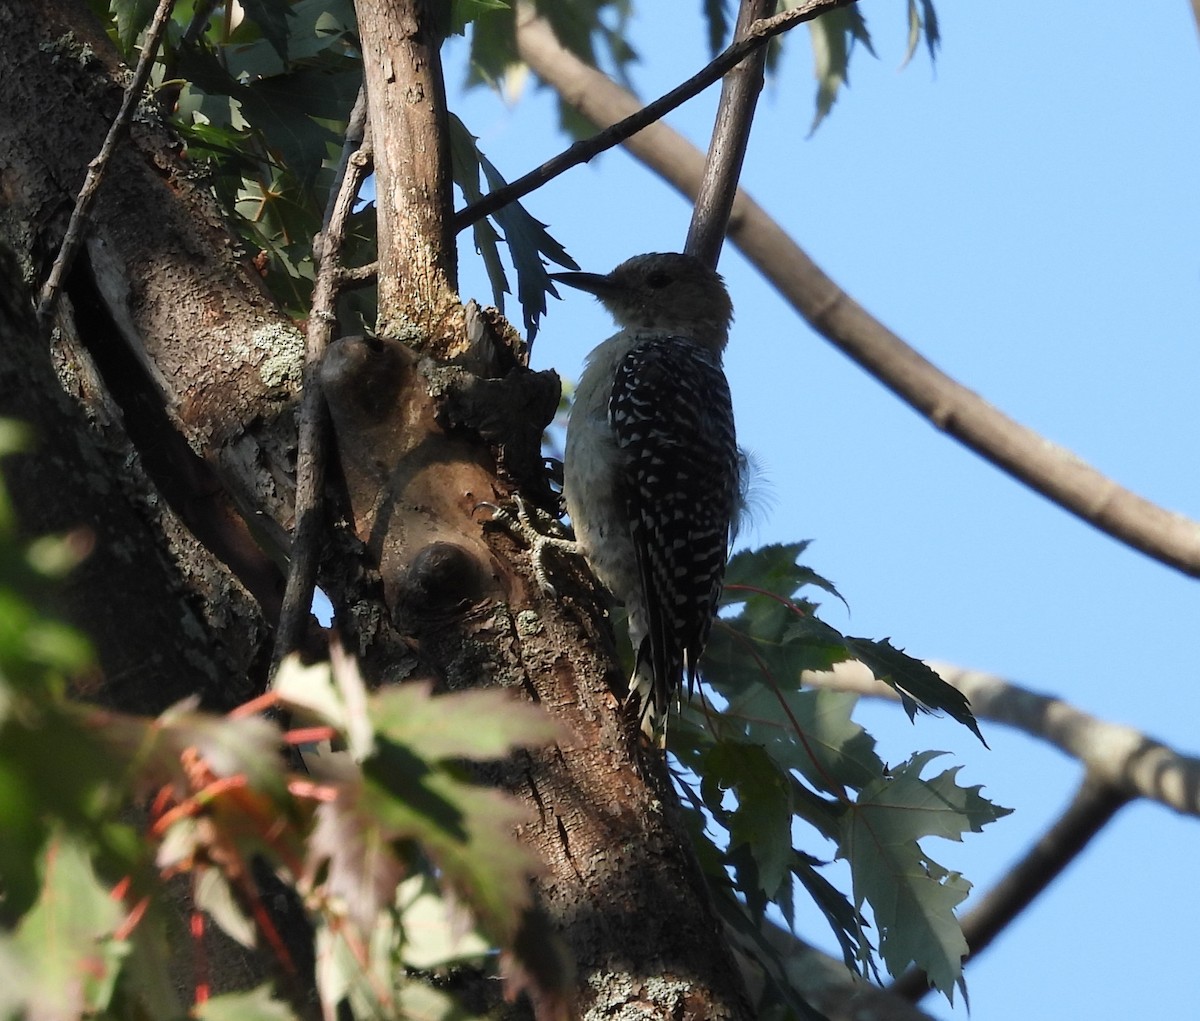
<box><xmin>609</xmin><ymin>336</ymin><xmax>739</xmax><ymax>718</ymax></box>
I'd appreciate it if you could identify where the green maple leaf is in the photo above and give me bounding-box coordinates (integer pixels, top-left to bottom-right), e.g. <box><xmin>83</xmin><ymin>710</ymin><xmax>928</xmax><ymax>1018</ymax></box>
<box><xmin>843</xmin><ymin>637</ymin><xmax>985</xmax><ymax>744</ymax></box>
<box><xmin>725</xmin><ymin>686</ymin><xmax>884</xmax><ymax>795</ymax></box>
<box><xmin>837</xmin><ymin>752</ymin><xmax>1010</xmax><ymax>996</ymax></box>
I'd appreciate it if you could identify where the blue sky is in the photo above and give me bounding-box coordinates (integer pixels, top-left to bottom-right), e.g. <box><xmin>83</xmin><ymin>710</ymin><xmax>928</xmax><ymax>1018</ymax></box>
<box><xmin>441</xmin><ymin>4</ymin><xmax>1200</xmax><ymax>1018</ymax></box>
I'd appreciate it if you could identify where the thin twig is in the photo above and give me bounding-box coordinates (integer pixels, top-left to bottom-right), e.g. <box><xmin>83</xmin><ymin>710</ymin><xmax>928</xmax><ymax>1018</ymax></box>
<box><xmin>453</xmin><ymin>0</ymin><xmax>856</xmax><ymax>234</ymax></box>
<box><xmin>271</xmin><ymin>89</ymin><xmax>371</xmax><ymax>671</ymax></box>
<box><xmin>37</xmin><ymin>0</ymin><xmax>178</xmax><ymax>330</ymax></box>
<box><xmin>336</xmin><ymin>262</ymin><xmax>378</xmax><ymax>285</ymax></box>
<box><xmin>888</xmin><ymin>777</ymin><xmax>1128</xmax><ymax>1002</ymax></box>
<box><xmin>685</xmin><ymin>0</ymin><xmax>773</xmax><ymax>267</ymax></box>
<box><xmin>515</xmin><ymin>12</ymin><xmax>1200</xmax><ymax>579</ymax></box>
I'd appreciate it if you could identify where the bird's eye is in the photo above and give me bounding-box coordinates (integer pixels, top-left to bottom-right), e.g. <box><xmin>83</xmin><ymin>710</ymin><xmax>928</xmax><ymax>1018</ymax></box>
<box><xmin>644</xmin><ymin>270</ymin><xmax>672</xmax><ymax>288</ymax></box>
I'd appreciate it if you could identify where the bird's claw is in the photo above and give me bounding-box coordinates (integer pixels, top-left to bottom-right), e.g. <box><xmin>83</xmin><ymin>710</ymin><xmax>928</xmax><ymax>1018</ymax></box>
<box><xmin>477</xmin><ymin>494</ymin><xmax>577</xmax><ymax>596</ymax></box>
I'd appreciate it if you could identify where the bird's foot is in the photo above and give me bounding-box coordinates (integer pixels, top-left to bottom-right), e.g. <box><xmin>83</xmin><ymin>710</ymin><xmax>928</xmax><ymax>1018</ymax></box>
<box><xmin>477</xmin><ymin>494</ymin><xmax>577</xmax><ymax>595</ymax></box>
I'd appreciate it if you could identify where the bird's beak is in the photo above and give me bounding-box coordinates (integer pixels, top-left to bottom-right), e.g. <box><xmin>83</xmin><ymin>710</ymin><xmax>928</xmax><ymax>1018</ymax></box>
<box><xmin>550</xmin><ymin>270</ymin><xmax>620</xmax><ymax>299</ymax></box>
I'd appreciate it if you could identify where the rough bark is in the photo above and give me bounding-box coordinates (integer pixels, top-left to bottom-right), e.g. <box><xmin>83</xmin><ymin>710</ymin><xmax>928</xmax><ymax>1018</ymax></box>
<box><xmin>0</xmin><ymin>244</ymin><xmax>265</xmax><ymax>715</ymax></box>
<box><xmin>0</xmin><ymin>0</ymin><xmax>757</xmax><ymax>1016</ymax></box>
<box><xmin>1</xmin><ymin>0</ymin><xmax>305</xmax><ymax>570</ymax></box>
<box><xmin>320</xmin><ymin>333</ymin><xmax>752</xmax><ymax>1017</ymax></box>
<box><xmin>0</xmin><ymin>1</ymin><xmax>309</xmax><ymax>1004</ymax></box>
<box><xmin>0</xmin><ymin>0</ymin><xmax>282</xmax><ymax>711</ymax></box>
<box><xmin>355</xmin><ymin>0</ymin><xmax>461</xmax><ymax>348</ymax></box>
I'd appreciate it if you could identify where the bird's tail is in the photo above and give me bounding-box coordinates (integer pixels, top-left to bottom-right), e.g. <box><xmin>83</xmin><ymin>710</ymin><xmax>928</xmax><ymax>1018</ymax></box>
<box><xmin>628</xmin><ymin>639</ymin><xmax>676</xmax><ymax>745</ymax></box>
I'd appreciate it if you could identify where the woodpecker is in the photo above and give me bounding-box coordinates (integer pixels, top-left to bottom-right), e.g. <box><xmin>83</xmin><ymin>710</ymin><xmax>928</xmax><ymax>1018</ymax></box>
<box><xmin>551</xmin><ymin>252</ymin><xmax>740</xmax><ymax>729</ymax></box>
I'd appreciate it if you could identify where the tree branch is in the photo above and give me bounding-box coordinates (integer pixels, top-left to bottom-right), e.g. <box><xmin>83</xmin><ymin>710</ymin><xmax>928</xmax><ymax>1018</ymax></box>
<box><xmin>37</xmin><ymin>0</ymin><xmax>177</xmax><ymax>330</ymax></box>
<box><xmin>356</xmin><ymin>0</ymin><xmax>458</xmax><ymax>343</ymax></box>
<box><xmin>685</xmin><ymin>0</ymin><xmax>773</xmax><ymax>266</ymax></box>
<box><xmin>272</xmin><ymin>89</ymin><xmax>371</xmax><ymax>669</ymax></box>
<box><xmin>801</xmin><ymin>659</ymin><xmax>1200</xmax><ymax>817</ymax></box>
<box><xmin>454</xmin><ymin>0</ymin><xmax>857</xmax><ymax>235</ymax></box>
<box><xmin>748</xmin><ymin>927</ymin><xmax>940</xmax><ymax>1021</ymax></box>
<box><xmin>514</xmin><ymin>12</ymin><xmax>1200</xmax><ymax>579</ymax></box>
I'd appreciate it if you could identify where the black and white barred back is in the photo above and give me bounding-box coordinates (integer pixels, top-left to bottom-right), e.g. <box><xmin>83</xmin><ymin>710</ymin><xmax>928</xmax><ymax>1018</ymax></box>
<box><xmin>609</xmin><ymin>335</ymin><xmax>740</xmax><ymax>721</ymax></box>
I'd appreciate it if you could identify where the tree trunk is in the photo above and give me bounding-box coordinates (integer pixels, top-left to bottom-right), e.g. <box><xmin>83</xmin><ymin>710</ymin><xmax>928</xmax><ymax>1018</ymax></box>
<box><xmin>0</xmin><ymin>1</ymin><xmax>754</xmax><ymax>1016</ymax></box>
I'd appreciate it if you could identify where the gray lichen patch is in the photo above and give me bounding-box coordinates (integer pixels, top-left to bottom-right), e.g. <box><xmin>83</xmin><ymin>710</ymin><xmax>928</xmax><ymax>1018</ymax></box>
<box><xmin>239</xmin><ymin>322</ymin><xmax>305</xmax><ymax>391</ymax></box>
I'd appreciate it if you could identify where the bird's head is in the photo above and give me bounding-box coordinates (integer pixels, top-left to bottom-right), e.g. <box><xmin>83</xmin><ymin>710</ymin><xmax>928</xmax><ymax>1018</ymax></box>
<box><xmin>552</xmin><ymin>252</ymin><xmax>733</xmax><ymax>351</ymax></box>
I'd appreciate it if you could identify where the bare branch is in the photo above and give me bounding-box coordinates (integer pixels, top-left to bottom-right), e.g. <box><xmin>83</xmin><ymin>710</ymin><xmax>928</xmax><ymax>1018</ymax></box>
<box><xmin>802</xmin><ymin>660</ymin><xmax>1200</xmax><ymax>816</ymax></box>
<box><xmin>272</xmin><ymin>90</ymin><xmax>371</xmax><ymax>670</ymax></box>
<box><xmin>454</xmin><ymin>0</ymin><xmax>857</xmax><ymax>235</ymax></box>
<box><xmin>336</xmin><ymin>262</ymin><xmax>378</xmax><ymax>285</ymax></box>
<box><xmin>515</xmin><ymin>12</ymin><xmax>1200</xmax><ymax>579</ymax></box>
<box><xmin>37</xmin><ymin>0</ymin><xmax>177</xmax><ymax>330</ymax></box>
<box><xmin>889</xmin><ymin>777</ymin><xmax>1127</xmax><ymax>1002</ymax></box>
<box><xmin>686</xmin><ymin>0</ymin><xmax>773</xmax><ymax>266</ymax></box>
<box><xmin>357</xmin><ymin>0</ymin><xmax>458</xmax><ymax>341</ymax></box>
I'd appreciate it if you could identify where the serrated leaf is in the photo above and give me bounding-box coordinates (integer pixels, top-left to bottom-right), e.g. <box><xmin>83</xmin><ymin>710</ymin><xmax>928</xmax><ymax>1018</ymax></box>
<box><xmin>9</xmin><ymin>836</ymin><xmax>125</xmax><ymax>1017</ymax></box>
<box><xmin>363</xmin><ymin>742</ymin><xmax>539</xmax><ymax>943</ymax></box>
<box><xmin>447</xmin><ymin>116</ymin><xmax>579</xmax><ymax>340</ymax></box>
<box><xmin>842</xmin><ymin>636</ymin><xmax>985</xmax><ymax>743</ymax></box>
<box><xmin>304</xmin><ymin>765</ymin><xmax>409</xmax><ymax>936</ymax></box>
<box><xmin>273</xmin><ymin>651</ymin><xmax>374</xmax><ymax>759</ymax></box>
<box><xmin>871</xmin><ymin>751</ymin><xmax>1012</xmax><ymax>842</ymax></box>
<box><xmin>479</xmin><ymin>151</ymin><xmax>578</xmax><ymax>341</ymax></box>
<box><xmin>369</xmin><ymin>681</ymin><xmax>562</xmax><ymax>762</ymax></box>
<box><xmin>838</xmin><ymin>752</ymin><xmax>1009</xmax><ymax>995</ymax></box>
<box><xmin>272</xmin><ymin>654</ymin><xmax>348</xmax><ymax>730</ymax></box>
<box><xmin>700</xmin><ymin>741</ymin><xmax>792</xmax><ymax>898</ymax></box>
<box><xmin>448</xmin><ymin>113</ymin><xmax>512</xmax><ymax>315</ymax></box>
<box><xmin>722</xmin><ymin>541</ymin><xmax>845</xmax><ymax>611</ymax></box>
<box><xmin>792</xmin><ymin>852</ymin><xmax>874</xmax><ymax>978</ymax></box>
<box><xmin>196</xmin><ymin>983</ymin><xmax>300</xmax><ymax>1020</ymax></box>
<box><xmin>148</xmin><ymin>699</ymin><xmax>289</xmax><ymax>796</ymax></box>
<box><xmin>705</xmin><ymin>605</ymin><xmax>851</xmax><ymax>705</ymax></box>
<box><xmin>726</xmin><ymin>686</ymin><xmax>884</xmax><ymax>795</ymax></box>
<box><xmin>805</xmin><ymin>6</ymin><xmax>876</xmax><ymax>134</ymax></box>
<box><xmin>241</xmin><ymin>66</ymin><xmax>361</xmax><ymax>188</ymax></box>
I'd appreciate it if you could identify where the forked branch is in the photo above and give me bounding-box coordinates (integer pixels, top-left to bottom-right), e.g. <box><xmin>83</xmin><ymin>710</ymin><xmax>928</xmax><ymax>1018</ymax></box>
<box><xmin>455</xmin><ymin>0</ymin><xmax>858</xmax><ymax>234</ymax></box>
<box><xmin>514</xmin><ymin>11</ymin><xmax>1200</xmax><ymax>579</ymax></box>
